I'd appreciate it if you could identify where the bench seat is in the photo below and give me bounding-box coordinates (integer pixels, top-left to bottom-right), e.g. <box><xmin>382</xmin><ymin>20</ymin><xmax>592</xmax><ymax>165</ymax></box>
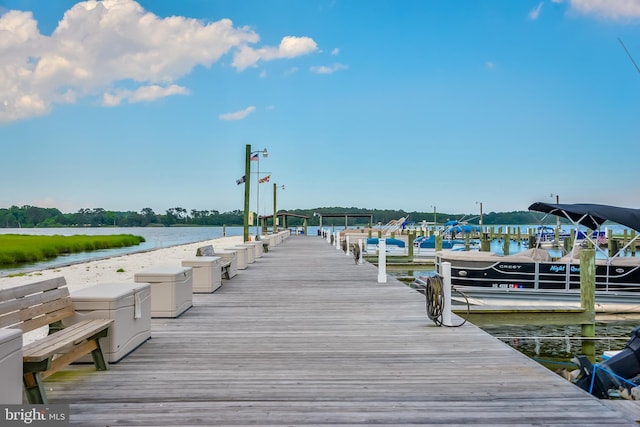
<box><xmin>0</xmin><ymin>277</ymin><xmax>113</xmax><ymax>404</ymax></box>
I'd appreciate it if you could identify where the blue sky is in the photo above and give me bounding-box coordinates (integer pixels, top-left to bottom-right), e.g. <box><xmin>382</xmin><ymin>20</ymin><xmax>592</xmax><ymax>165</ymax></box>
<box><xmin>1</xmin><ymin>0</ymin><xmax>639</xmax><ymax>218</ymax></box>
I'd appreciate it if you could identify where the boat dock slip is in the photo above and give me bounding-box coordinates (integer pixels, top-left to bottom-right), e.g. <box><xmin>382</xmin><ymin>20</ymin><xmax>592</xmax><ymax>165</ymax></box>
<box><xmin>43</xmin><ymin>236</ymin><xmax>635</xmax><ymax>425</ymax></box>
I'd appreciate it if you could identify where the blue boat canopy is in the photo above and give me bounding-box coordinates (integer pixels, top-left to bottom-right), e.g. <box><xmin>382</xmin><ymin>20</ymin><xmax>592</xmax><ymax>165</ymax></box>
<box><xmin>366</xmin><ymin>237</ymin><xmax>406</xmax><ymax>248</ymax></box>
<box><xmin>442</xmin><ymin>220</ymin><xmax>480</xmax><ymax>234</ymax></box>
<box><xmin>528</xmin><ymin>202</ymin><xmax>640</xmax><ymax>233</ymax></box>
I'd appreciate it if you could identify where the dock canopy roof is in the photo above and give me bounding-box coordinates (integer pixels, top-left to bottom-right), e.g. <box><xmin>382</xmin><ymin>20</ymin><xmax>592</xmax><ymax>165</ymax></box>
<box><xmin>528</xmin><ymin>202</ymin><xmax>640</xmax><ymax>232</ymax></box>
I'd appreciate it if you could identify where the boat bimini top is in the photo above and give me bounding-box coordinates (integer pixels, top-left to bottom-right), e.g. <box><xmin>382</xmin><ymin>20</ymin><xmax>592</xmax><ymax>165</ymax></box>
<box><xmin>528</xmin><ymin>202</ymin><xmax>640</xmax><ymax>233</ymax></box>
<box><xmin>528</xmin><ymin>202</ymin><xmax>640</xmax><ymax>260</ymax></box>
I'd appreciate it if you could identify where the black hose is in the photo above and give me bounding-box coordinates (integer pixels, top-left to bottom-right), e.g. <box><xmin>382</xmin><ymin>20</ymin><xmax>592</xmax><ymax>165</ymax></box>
<box><xmin>425</xmin><ymin>275</ymin><xmax>469</xmax><ymax>327</ymax></box>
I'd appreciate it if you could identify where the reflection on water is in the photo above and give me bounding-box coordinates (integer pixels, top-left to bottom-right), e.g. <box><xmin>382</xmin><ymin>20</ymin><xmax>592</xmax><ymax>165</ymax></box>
<box><xmin>480</xmin><ymin>321</ymin><xmax>638</xmax><ymax>369</ymax></box>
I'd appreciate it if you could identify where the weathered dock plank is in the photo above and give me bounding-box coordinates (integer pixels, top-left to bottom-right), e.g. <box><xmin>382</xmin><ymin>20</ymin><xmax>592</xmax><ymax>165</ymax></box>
<box><xmin>44</xmin><ymin>236</ymin><xmax>636</xmax><ymax>425</ymax></box>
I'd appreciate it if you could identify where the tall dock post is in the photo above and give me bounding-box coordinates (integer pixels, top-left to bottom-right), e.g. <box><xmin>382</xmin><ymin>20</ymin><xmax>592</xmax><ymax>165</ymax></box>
<box><xmin>580</xmin><ymin>248</ymin><xmax>596</xmax><ymax>359</ymax></box>
<box><xmin>408</xmin><ymin>231</ymin><xmax>414</xmax><ymax>259</ymax></box>
<box><xmin>480</xmin><ymin>232</ymin><xmax>491</xmax><ymax>252</ymax></box>
<box><xmin>377</xmin><ymin>239</ymin><xmax>387</xmax><ymax>283</ymax></box>
<box><xmin>346</xmin><ymin>236</ymin><xmax>351</xmax><ymax>256</ymax></box>
<box><xmin>503</xmin><ymin>232</ymin><xmax>510</xmax><ymax>255</ymax></box>
<box><xmin>442</xmin><ymin>261</ymin><xmax>452</xmax><ymax>326</ymax></box>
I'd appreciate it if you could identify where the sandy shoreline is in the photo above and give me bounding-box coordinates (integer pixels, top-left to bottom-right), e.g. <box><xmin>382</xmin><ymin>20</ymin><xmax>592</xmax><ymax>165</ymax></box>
<box><xmin>0</xmin><ymin>235</ymin><xmax>244</xmax><ymax>292</ymax></box>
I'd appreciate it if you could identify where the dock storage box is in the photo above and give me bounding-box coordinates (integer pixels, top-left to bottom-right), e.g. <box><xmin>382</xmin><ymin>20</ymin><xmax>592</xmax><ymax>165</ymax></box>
<box><xmin>213</xmin><ymin>249</ymin><xmax>238</xmax><ymax>278</ymax></box>
<box><xmin>244</xmin><ymin>240</ymin><xmax>267</xmax><ymax>259</ymax></box>
<box><xmin>135</xmin><ymin>266</ymin><xmax>193</xmax><ymax>318</ymax></box>
<box><xmin>70</xmin><ymin>282</ymin><xmax>151</xmax><ymax>363</ymax></box>
<box><xmin>182</xmin><ymin>256</ymin><xmax>222</xmax><ymax>293</ymax></box>
<box><xmin>224</xmin><ymin>247</ymin><xmax>249</xmax><ymax>270</ymax></box>
<box><xmin>243</xmin><ymin>241</ymin><xmax>263</xmax><ymax>259</ymax></box>
<box><xmin>0</xmin><ymin>328</ymin><xmax>22</xmax><ymax>404</ymax></box>
<box><xmin>227</xmin><ymin>246</ymin><xmax>249</xmax><ymax>269</ymax></box>
<box><xmin>236</xmin><ymin>244</ymin><xmax>256</xmax><ymax>264</ymax></box>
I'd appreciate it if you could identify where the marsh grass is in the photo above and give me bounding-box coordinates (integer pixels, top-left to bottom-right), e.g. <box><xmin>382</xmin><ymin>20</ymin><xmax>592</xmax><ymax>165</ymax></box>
<box><xmin>0</xmin><ymin>234</ymin><xmax>145</xmax><ymax>266</ymax></box>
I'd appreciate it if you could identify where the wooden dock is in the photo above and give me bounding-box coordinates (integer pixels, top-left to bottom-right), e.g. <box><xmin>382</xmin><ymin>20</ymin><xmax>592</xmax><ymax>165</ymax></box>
<box><xmin>45</xmin><ymin>235</ymin><xmax>637</xmax><ymax>425</ymax></box>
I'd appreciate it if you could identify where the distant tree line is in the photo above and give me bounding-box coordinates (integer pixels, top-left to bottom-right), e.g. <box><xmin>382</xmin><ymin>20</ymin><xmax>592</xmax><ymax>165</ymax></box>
<box><xmin>0</xmin><ymin>205</ymin><xmax>555</xmax><ymax>228</ymax></box>
<box><xmin>0</xmin><ymin>206</ymin><xmax>245</xmax><ymax>228</ymax></box>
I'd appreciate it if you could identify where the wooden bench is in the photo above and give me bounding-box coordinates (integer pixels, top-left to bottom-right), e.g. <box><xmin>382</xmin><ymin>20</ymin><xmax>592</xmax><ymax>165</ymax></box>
<box><xmin>196</xmin><ymin>245</ymin><xmax>232</xmax><ymax>279</ymax></box>
<box><xmin>0</xmin><ymin>277</ymin><xmax>113</xmax><ymax>404</ymax></box>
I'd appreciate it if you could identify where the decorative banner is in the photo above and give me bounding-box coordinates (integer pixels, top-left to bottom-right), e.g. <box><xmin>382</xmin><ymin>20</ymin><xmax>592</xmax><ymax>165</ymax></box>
<box><xmin>236</xmin><ymin>176</ymin><xmax>245</xmax><ymax>185</ymax></box>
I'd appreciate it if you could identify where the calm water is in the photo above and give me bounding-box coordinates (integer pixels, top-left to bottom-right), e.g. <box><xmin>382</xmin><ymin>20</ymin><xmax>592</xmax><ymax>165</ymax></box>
<box><xmin>480</xmin><ymin>320</ymin><xmax>639</xmax><ymax>369</ymax></box>
<box><xmin>0</xmin><ymin>226</ymin><xmax>245</xmax><ymax>277</ymax></box>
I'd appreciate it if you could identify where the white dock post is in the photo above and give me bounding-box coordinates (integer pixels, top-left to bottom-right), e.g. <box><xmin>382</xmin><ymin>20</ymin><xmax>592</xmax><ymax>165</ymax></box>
<box><xmin>358</xmin><ymin>239</ymin><xmax>364</xmax><ymax>264</ymax></box>
<box><xmin>442</xmin><ymin>261</ymin><xmax>452</xmax><ymax>326</ymax></box>
<box><xmin>346</xmin><ymin>235</ymin><xmax>351</xmax><ymax>256</ymax></box>
<box><xmin>335</xmin><ymin>232</ymin><xmax>340</xmax><ymax>250</ymax></box>
<box><xmin>377</xmin><ymin>238</ymin><xmax>387</xmax><ymax>283</ymax></box>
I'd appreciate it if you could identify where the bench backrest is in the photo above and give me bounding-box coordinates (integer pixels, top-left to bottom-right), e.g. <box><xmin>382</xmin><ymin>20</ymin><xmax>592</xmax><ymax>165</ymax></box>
<box><xmin>196</xmin><ymin>245</ymin><xmax>215</xmax><ymax>256</ymax></box>
<box><xmin>0</xmin><ymin>277</ymin><xmax>74</xmax><ymax>333</ymax></box>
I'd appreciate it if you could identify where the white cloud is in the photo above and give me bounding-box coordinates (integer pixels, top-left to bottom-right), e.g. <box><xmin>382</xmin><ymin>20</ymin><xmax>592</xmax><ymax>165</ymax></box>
<box><xmin>310</xmin><ymin>63</ymin><xmax>348</xmax><ymax>74</ymax></box>
<box><xmin>331</xmin><ymin>48</ymin><xmax>340</xmax><ymax>56</ymax></box>
<box><xmin>219</xmin><ymin>105</ymin><xmax>256</xmax><ymax>121</ymax></box>
<box><xmin>103</xmin><ymin>84</ymin><xmax>189</xmax><ymax>106</ymax></box>
<box><xmin>0</xmin><ymin>0</ymin><xmax>318</xmax><ymax>123</ymax></box>
<box><xmin>529</xmin><ymin>2</ymin><xmax>544</xmax><ymax>20</ymax></box>
<box><xmin>232</xmin><ymin>36</ymin><xmax>318</xmax><ymax>70</ymax></box>
<box><xmin>568</xmin><ymin>0</ymin><xmax>640</xmax><ymax>19</ymax></box>
<box><xmin>129</xmin><ymin>84</ymin><xmax>189</xmax><ymax>103</ymax></box>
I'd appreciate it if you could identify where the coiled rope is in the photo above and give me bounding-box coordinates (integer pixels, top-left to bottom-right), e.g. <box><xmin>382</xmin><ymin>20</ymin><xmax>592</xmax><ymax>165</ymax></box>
<box><xmin>351</xmin><ymin>243</ymin><xmax>361</xmax><ymax>264</ymax></box>
<box><xmin>424</xmin><ymin>275</ymin><xmax>469</xmax><ymax>327</ymax></box>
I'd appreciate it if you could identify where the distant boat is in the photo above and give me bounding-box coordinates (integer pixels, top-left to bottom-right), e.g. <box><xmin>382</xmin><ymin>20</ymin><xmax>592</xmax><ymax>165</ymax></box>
<box><xmin>440</xmin><ymin>220</ymin><xmax>481</xmax><ymax>239</ymax></box>
<box><xmin>365</xmin><ymin>237</ymin><xmax>406</xmax><ymax>254</ymax></box>
<box><xmin>534</xmin><ymin>225</ymin><xmax>571</xmax><ymax>247</ymax></box>
<box><xmin>534</xmin><ymin>225</ymin><xmax>608</xmax><ymax>248</ymax></box>
<box><xmin>413</xmin><ymin>235</ymin><xmax>478</xmax><ymax>256</ymax></box>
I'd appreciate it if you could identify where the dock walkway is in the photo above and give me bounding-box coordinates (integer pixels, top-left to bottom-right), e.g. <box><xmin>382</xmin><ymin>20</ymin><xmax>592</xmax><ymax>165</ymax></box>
<box><xmin>47</xmin><ymin>235</ymin><xmax>635</xmax><ymax>425</ymax></box>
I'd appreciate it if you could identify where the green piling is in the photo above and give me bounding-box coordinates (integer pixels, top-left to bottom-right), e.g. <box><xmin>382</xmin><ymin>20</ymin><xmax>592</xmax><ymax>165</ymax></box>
<box><xmin>580</xmin><ymin>248</ymin><xmax>596</xmax><ymax>359</ymax></box>
<box><xmin>480</xmin><ymin>233</ymin><xmax>491</xmax><ymax>252</ymax></box>
<box><xmin>502</xmin><ymin>233</ymin><xmax>510</xmax><ymax>255</ymax></box>
<box><xmin>435</xmin><ymin>234</ymin><xmax>443</xmax><ymax>252</ymax></box>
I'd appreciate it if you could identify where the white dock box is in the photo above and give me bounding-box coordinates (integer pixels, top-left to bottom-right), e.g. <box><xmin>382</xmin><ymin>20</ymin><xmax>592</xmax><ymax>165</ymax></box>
<box><xmin>236</xmin><ymin>244</ymin><xmax>256</xmax><ymax>264</ymax></box>
<box><xmin>135</xmin><ymin>266</ymin><xmax>193</xmax><ymax>318</ymax></box>
<box><xmin>70</xmin><ymin>282</ymin><xmax>151</xmax><ymax>363</ymax></box>
<box><xmin>224</xmin><ymin>246</ymin><xmax>248</xmax><ymax>270</ymax></box>
<box><xmin>244</xmin><ymin>241</ymin><xmax>263</xmax><ymax>258</ymax></box>
<box><xmin>213</xmin><ymin>249</ymin><xmax>238</xmax><ymax>278</ymax></box>
<box><xmin>244</xmin><ymin>241</ymin><xmax>262</xmax><ymax>258</ymax></box>
<box><xmin>0</xmin><ymin>328</ymin><xmax>22</xmax><ymax>404</ymax></box>
<box><xmin>182</xmin><ymin>256</ymin><xmax>222</xmax><ymax>293</ymax></box>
